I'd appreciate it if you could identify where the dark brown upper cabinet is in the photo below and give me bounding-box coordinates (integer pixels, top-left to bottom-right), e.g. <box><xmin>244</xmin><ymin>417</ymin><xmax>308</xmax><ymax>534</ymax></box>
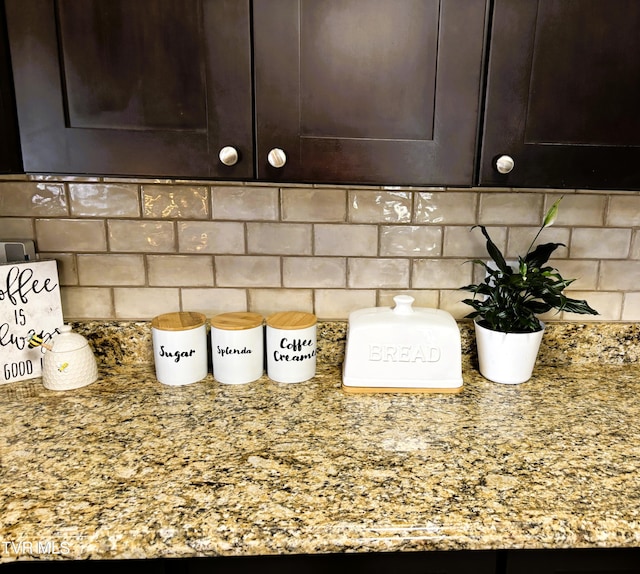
<box><xmin>6</xmin><ymin>0</ymin><xmax>488</xmax><ymax>185</ymax></box>
<box><xmin>480</xmin><ymin>0</ymin><xmax>640</xmax><ymax>190</ymax></box>
<box><xmin>253</xmin><ymin>0</ymin><xmax>488</xmax><ymax>186</ymax></box>
<box><xmin>0</xmin><ymin>0</ymin><xmax>21</xmax><ymax>173</ymax></box>
<box><xmin>5</xmin><ymin>0</ymin><xmax>253</xmax><ymax>179</ymax></box>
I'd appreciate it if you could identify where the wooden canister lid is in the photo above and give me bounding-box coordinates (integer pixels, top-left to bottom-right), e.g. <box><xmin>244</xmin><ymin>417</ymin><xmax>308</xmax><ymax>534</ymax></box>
<box><xmin>151</xmin><ymin>311</ymin><xmax>206</xmax><ymax>331</ymax></box>
<box><xmin>210</xmin><ymin>312</ymin><xmax>263</xmax><ymax>330</ymax></box>
<box><xmin>266</xmin><ymin>311</ymin><xmax>317</xmax><ymax>330</ymax></box>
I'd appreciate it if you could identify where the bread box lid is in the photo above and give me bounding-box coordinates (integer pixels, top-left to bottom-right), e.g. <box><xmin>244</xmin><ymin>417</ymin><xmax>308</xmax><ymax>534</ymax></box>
<box><xmin>342</xmin><ymin>295</ymin><xmax>463</xmax><ymax>393</ymax></box>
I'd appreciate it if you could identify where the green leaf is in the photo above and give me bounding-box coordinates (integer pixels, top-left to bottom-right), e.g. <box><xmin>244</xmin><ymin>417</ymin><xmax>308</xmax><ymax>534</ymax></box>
<box><xmin>475</xmin><ymin>226</ymin><xmax>510</xmax><ymax>274</ymax></box>
<box><xmin>525</xmin><ymin>242</ymin><xmax>564</xmax><ymax>268</ymax></box>
<box><xmin>543</xmin><ymin>197</ymin><xmax>562</xmax><ymax>228</ymax></box>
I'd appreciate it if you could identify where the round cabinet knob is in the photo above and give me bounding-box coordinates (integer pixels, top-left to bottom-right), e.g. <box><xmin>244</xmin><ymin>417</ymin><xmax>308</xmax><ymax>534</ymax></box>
<box><xmin>495</xmin><ymin>155</ymin><xmax>515</xmax><ymax>174</ymax></box>
<box><xmin>219</xmin><ymin>146</ymin><xmax>239</xmax><ymax>166</ymax></box>
<box><xmin>267</xmin><ymin>148</ymin><xmax>287</xmax><ymax>168</ymax></box>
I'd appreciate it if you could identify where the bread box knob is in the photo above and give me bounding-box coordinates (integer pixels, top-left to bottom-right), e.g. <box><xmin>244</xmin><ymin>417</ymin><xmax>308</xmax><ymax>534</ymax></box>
<box><xmin>393</xmin><ymin>295</ymin><xmax>415</xmax><ymax>315</ymax></box>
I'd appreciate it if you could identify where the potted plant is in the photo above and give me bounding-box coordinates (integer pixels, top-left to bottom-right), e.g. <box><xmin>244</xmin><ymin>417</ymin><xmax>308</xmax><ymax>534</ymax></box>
<box><xmin>461</xmin><ymin>198</ymin><xmax>598</xmax><ymax>384</ymax></box>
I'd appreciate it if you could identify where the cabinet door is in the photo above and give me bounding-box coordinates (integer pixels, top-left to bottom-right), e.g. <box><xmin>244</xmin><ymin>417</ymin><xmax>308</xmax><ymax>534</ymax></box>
<box><xmin>175</xmin><ymin>550</ymin><xmax>497</xmax><ymax>574</ymax></box>
<box><xmin>480</xmin><ymin>0</ymin><xmax>640</xmax><ymax>189</ymax></box>
<box><xmin>0</xmin><ymin>0</ymin><xmax>21</xmax><ymax>173</ymax></box>
<box><xmin>5</xmin><ymin>0</ymin><xmax>252</xmax><ymax>179</ymax></box>
<box><xmin>254</xmin><ymin>0</ymin><xmax>488</xmax><ymax>186</ymax></box>
<box><xmin>506</xmin><ymin>548</ymin><xmax>640</xmax><ymax>574</ymax></box>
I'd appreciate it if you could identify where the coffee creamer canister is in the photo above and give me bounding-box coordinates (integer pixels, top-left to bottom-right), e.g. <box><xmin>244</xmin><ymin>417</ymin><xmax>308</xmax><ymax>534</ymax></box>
<box><xmin>266</xmin><ymin>311</ymin><xmax>317</xmax><ymax>383</ymax></box>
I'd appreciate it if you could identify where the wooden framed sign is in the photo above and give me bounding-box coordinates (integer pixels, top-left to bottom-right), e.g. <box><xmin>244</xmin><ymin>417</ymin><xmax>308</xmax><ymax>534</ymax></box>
<box><xmin>0</xmin><ymin>259</ymin><xmax>64</xmax><ymax>384</ymax></box>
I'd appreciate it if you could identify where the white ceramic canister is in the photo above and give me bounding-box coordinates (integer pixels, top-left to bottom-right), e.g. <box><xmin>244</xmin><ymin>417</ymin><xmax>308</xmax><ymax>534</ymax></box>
<box><xmin>151</xmin><ymin>312</ymin><xmax>208</xmax><ymax>386</ymax></box>
<box><xmin>42</xmin><ymin>324</ymin><xmax>99</xmax><ymax>391</ymax></box>
<box><xmin>266</xmin><ymin>311</ymin><xmax>317</xmax><ymax>383</ymax></box>
<box><xmin>210</xmin><ymin>312</ymin><xmax>264</xmax><ymax>384</ymax></box>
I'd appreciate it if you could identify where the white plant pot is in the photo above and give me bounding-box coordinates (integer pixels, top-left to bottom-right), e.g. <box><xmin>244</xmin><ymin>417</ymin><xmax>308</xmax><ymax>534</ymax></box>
<box><xmin>474</xmin><ymin>321</ymin><xmax>545</xmax><ymax>385</ymax></box>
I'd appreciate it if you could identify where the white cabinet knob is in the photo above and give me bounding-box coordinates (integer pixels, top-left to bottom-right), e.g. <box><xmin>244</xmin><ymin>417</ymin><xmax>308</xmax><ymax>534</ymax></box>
<box><xmin>495</xmin><ymin>155</ymin><xmax>515</xmax><ymax>174</ymax></box>
<box><xmin>267</xmin><ymin>148</ymin><xmax>287</xmax><ymax>168</ymax></box>
<box><xmin>218</xmin><ymin>146</ymin><xmax>239</xmax><ymax>166</ymax></box>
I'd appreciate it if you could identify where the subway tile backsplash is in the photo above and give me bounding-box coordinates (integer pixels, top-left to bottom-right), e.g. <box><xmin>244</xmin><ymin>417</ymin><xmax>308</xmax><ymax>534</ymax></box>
<box><xmin>1</xmin><ymin>175</ymin><xmax>637</xmax><ymax>322</ymax></box>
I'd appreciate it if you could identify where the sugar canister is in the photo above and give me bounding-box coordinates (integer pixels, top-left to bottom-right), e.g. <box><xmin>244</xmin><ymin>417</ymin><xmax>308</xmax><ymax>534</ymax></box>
<box><xmin>266</xmin><ymin>311</ymin><xmax>317</xmax><ymax>383</ymax></box>
<box><xmin>151</xmin><ymin>311</ymin><xmax>208</xmax><ymax>386</ymax></box>
<box><xmin>210</xmin><ymin>312</ymin><xmax>264</xmax><ymax>384</ymax></box>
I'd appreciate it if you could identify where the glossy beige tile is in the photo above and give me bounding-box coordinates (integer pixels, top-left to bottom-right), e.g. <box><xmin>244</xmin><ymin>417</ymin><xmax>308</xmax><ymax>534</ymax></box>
<box><xmin>314</xmin><ymin>224</ymin><xmax>378</xmax><ymax>256</ymax></box>
<box><xmin>440</xmin><ymin>289</ymin><xmax>474</xmax><ymax>319</ymax></box>
<box><xmin>607</xmin><ymin>195</ymin><xmax>640</xmax><ymax>227</ymax></box>
<box><xmin>622</xmin><ymin>292</ymin><xmax>640</xmax><ymax>321</ymax></box>
<box><xmin>554</xmin><ymin>259</ymin><xmax>599</xmax><ymax>290</ymax></box>
<box><xmin>314</xmin><ymin>289</ymin><xmax>377</xmax><ymax>319</ymax></box>
<box><xmin>211</xmin><ymin>185</ymin><xmax>279</xmax><ymax>221</ymax></box>
<box><xmin>36</xmin><ymin>219</ymin><xmax>107</xmax><ymax>252</ymax></box>
<box><xmin>215</xmin><ymin>255</ymin><xmax>281</xmax><ymax>287</ymax></box>
<box><xmin>378</xmin><ymin>289</ymin><xmax>439</xmax><ymax>309</ymax></box>
<box><xmin>247</xmin><ymin>223</ymin><xmax>312</xmax><ymax>255</ymax></box>
<box><xmin>142</xmin><ymin>184</ymin><xmax>209</xmax><ymax>219</ymax></box>
<box><xmin>379</xmin><ymin>225</ymin><xmax>442</xmax><ymax>256</ymax></box>
<box><xmin>629</xmin><ymin>231</ymin><xmax>640</xmax><ymax>260</ymax></box>
<box><xmin>147</xmin><ymin>255</ymin><xmax>214</xmax><ymax>287</ymax></box>
<box><xmin>349</xmin><ymin>190</ymin><xmax>412</xmax><ymax>223</ymax></box>
<box><xmin>571</xmin><ymin>228</ymin><xmax>631</xmax><ymax>259</ymax></box>
<box><xmin>108</xmin><ymin>220</ymin><xmax>175</xmax><ymax>252</ymax></box>
<box><xmin>78</xmin><ymin>254</ymin><xmax>145</xmax><ymax>286</ymax></box>
<box><xmin>599</xmin><ymin>260</ymin><xmax>640</xmax><ymax>291</ymax></box>
<box><xmin>348</xmin><ymin>258</ymin><xmax>410</xmax><ymax>289</ymax></box>
<box><xmin>546</xmin><ymin>193</ymin><xmax>606</xmax><ymax>226</ymax></box>
<box><xmin>249</xmin><ymin>288</ymin><xmax>314</xmax><ymax>315</ymax></box>
<box><xmin>561</xmin><ymin>291</ymin><xmax>622</xmax><ymax>321</ymax></box>
<box><xmin>114</xmin><ymin>287</ymin><xmax>180</xmax><ymax>319</ymax></box>
<box><xmin>69</xmin><ymin>183</ymin><xmax>140</xmax><ymax>217</ymax></box>
<box><xmin>282</xmin><ymin>188</ymin><xmax>346</xmax><ymax>222</ymax></box>
<box><xmin>283</xmin><ymin>257</ymin><xmax>346</xmax><ymax>288</ymax></box>
<box><xmin>0</xmin><ymin>218</ymin><xmax>34</xmax><ymax>239</ymax></box>
<box><xmin>45</xmin><ymin>253</ymin><xmax>78</xmax><ymax>286</ymax></box>
<box><xmin>479</xmin><ymin>192</ymin><xmax>543</xmax><ymax>225</ymax></box>
<box><xmin>60</xmin><ymin>287</ymin><xmax>113</xmax><ymax>320</ymax></box>
<box><xmin>178</xmin><ymin>221</ymin><xmax>245</xmax><ymax>254</ymax></box>
<box><xmin>0</xmin><ymin>182</ymin><xmax>67</xmax><ymax>216</ymax></box>
<box><xmin>104</xmin><ymin>177</ymin><xmax>173</xmax><ymax>184</ymax></box>
<box><xmin>443</xmin><ymin>225</ymin><xmax>507</xmax><ymax>258</ymax></box>
<box><xmin>7</xmin><ymin>178</ymin><xmax>640</xmax><ymax>323</ymax></box>
<box><xmin>0</xmin><ymin>174</ymin><xmax>29</xmax><ymax>181</ymax></box>
<box><xmin>414</xmin><ymin>191</ymin><xmax>477</xmax><ymax>224</ymax></box>
<box><xmin>413</xmin><ymin>258</ymin><xmax>472</xmax><ymax>289</ymax></box>
<box><xmin>181</xmin><ymin>288</ymin><xmax>248</xmax><ymax>316</ymax></box>
<box><xmin>507</xmin><ymin>226</ymin><xmax>570</xmax><ymax>258</ymax></box>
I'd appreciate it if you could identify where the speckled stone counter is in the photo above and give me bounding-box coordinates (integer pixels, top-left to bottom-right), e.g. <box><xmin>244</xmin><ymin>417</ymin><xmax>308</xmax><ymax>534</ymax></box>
<box><xmin>1</xmin><ymin>322</ymin><xmax>640</xmax><ymax>562</ymax></box>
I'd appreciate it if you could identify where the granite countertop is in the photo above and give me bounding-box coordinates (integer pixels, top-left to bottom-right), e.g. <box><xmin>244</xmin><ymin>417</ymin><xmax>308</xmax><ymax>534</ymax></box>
<box><xmin>1</xmin><ymin>322</ymin><xmax>640</xmax><ymax>562</ymax></box>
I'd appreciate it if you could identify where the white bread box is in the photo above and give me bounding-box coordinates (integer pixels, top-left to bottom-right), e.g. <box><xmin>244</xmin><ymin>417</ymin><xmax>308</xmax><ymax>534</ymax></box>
<box><xmin>342</xmin><ymin>295</ymin><xmax>463</xmax><ymax>393</ymax></box>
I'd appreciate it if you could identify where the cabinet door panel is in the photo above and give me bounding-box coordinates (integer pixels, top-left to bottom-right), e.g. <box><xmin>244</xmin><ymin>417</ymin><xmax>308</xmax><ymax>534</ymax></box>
<box><xmin>59</xmin><ymin>1</ymin><xmax>206</xmax><ymax>132</ymax></box>
<box><xmin>480</xmin><ymin>0</ymin><xmax>640</xmax><ymax>189</ymax></box>
<box><xmin>0</xmin><ymin>0</ymin><xmax>21</xmax><ymax>173</ymax></box>
<box><xmin>254</xmin><ymin>0</ymin><xmax>487</xmax><ymax>186</ymax></box>
<box><xmin>6</xmin><ymin>0</ymin><xmax>252</xmax><ymax>178</ymax></box>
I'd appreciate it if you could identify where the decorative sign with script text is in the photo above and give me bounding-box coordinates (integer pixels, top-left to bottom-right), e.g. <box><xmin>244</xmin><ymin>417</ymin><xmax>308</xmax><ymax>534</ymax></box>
<box><xmin>0</xmin><ymin>260</ymin><xmax>64</xmax><ymax>384</ymax></box>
